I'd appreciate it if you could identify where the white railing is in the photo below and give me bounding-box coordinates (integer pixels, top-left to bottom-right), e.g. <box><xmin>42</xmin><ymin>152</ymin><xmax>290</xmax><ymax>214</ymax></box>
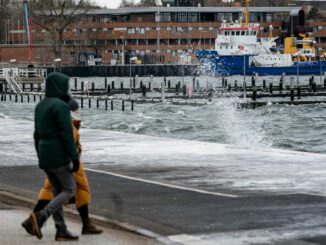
<box><xmin>4</xmin><ymin>74</ymin><xmax>23</xmax><ymax>94</ymax></box>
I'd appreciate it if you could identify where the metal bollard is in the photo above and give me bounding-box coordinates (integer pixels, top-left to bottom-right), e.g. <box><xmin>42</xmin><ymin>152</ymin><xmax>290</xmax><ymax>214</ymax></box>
<box><xmin>131</xmin><ymin>100</ymin><xmax>134</xmax><ymax>111</ymax></box>
<box><xmin>81</xmin><ymin>97</ymin><xmax>84</xmax><ymax>108</ymax></box>
<box><xmin>96</xmin><ymin>99</ymin><xmax>99</xmax><ymax>108</ymax></box>
<box><xmin>75</xmin><ymin>78</ymin><xmax>77</xmax><ymax>90</ymax></box>
<box><xmin>263</xmin><ymin>80</ymin><xmax>266</xmax><ymax>90</ymax></box>
<box><xmin>89</xmin><ymin>98</ymin><xmax>91</xmax><ymax>108</ymax></box>
<box><xmin>111</xmin><ymin>100</ymin><xmax>114</xmax><ymax>110</ymax></box>
<box><xmin>81</xmin><ymin>81</ymin><xmax>84</xmax><ymax>92</ymax></box>
<box><xmin>122</xmin><ymin>100</ymin><xmax>125</xmax><ymax>111</ymax></box>
<box><xmin>105</xmin><ymin>100</ymin><xmax>108</xmax><ymax>110</ymax></box>
<box><xmin>34</xmin><ymin>95</ymin><xmax>36</xmax><ymax>102</ymax></box>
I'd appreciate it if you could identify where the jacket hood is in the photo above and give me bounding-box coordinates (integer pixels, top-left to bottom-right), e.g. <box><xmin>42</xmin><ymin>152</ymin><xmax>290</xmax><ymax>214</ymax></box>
<box><xmin>45</xmin><ymin>72</ymin><xmax>70</xmax><ymax>98</ymax></box>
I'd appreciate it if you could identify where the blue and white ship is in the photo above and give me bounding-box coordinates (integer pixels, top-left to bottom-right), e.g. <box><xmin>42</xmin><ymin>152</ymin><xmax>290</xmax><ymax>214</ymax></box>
<box><xmin>196</xmin><ymin>6</ymin><xmax>326</xmax><ymax>76</ymax></box>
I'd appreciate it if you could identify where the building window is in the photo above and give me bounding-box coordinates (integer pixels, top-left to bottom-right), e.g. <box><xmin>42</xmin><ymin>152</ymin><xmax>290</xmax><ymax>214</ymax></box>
<box><xmin>178</xmin><ymin>12</ymin><xmax>187</xmax><ymax>22</ymax></box>
<box><xmin>189</xmin><ymin>13</ymin><xmax>197</xmax><ymax>22</ymax></box>
<box><xmin>161</xmin><ymin>13</ymin><xmax>171</xmax><ymax>22</ymax></box>
<box><xmin>128</xmin><ymin>28</ymin><xmax>135</xmax><ymax>34</ymax></box>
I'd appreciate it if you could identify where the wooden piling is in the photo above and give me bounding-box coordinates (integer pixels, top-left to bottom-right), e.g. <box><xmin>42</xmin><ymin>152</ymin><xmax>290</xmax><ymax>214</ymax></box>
<box><xmin>122</xmin><ymin>100</ymin><xmax>125</xmax><ymax>111</ymax></box>
<box><xmin>131</xmin><ymin>100</ymin><xmax>134</xmax><ymax>111</ymax></box>
<box><xmin>75</xmin><ymin>78</ymin><xmax>77</xmax><ymax>90</ymax></box>
<box><xmin>111</xmin><ymin>81</ymin><xmax>115</xmax><ymax>90</ymax></box>
<box><xmin>107</xmin><ymin>85</ymin><xmax>111</xmax><ymax>94</ymax></box>
<box><xmin>297</xmin><ymin>86</ymin><xmax>301</xmax><ymax>99</ymax></box>
<box><xmin>105</xmin><ymin>99</ymin><xmax>108</xmax><ymax>110</ymax></box>
<box><xmin>89</xmin><ymin>98</ymin><xmax>91</xmax><ymax>108</ymax></box>
<box><xmin>290</xmin><ymin>89</ymin><xmax>294</xmax><ymax>101</ymax></box>
<box><xmin>269</xmin><ymin>83</ymin><xmax>273</xmax><ymax>95</ymax></box>
<box><xmin>111</xmin><ymin>100</ymin><xmax>113</xmax><ymax>110</ymax></box>
<box><xmin>81</xmin><ymin>97</ymin><xmax>84</xmax><ymax>108</ymax></box>
<box><xmin>96</xmin><ymin>99</ymin><xmax>99</xmax><ymax>108</ymax></box>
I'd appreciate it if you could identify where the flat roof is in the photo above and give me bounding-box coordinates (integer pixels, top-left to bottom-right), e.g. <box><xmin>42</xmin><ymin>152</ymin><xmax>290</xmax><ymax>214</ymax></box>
<box><xmin>89</xmin><ymin>7</ymin><xmax>303</xmax><ymax>15</ymax></box>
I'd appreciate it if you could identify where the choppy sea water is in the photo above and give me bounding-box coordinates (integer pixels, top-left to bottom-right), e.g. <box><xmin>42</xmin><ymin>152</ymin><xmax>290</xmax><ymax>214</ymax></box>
<box><xmin>1</xmin><ymin>75</ymin><xmax>326</xmax><ymax>154</ymax></box>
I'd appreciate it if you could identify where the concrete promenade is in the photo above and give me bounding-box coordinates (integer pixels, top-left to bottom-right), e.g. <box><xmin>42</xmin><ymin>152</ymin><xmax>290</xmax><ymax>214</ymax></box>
<box><xmin>1</xmin><ymin>118</ymin><xmax>326</xmax><ymax>244</ymax></box>
<box><xmin>0</xmin><ymin>200</ymin><xmax>158</xmax><ymax>245</ymax></box>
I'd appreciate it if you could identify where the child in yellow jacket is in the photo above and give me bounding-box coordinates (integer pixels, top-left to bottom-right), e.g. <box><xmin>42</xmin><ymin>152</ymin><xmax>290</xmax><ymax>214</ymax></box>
<box><xmin>33</xmin><ymin>98</ymin><xmax>102</xmax><ymax>235</ymax></box>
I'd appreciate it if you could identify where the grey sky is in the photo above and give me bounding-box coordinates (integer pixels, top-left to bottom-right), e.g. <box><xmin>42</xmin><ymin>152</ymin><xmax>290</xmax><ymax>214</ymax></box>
<box><xmin>94</xmin><ymin>0</ymin><xmax>141</xmax><ymax>8</ymax></box>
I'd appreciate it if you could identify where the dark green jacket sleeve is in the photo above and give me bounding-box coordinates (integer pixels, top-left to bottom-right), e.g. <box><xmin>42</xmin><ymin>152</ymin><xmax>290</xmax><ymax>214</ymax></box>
<box><xmin>54</xmin><ymin>104</ymin><xmax>79</xmax><ymax>161</ymax></box>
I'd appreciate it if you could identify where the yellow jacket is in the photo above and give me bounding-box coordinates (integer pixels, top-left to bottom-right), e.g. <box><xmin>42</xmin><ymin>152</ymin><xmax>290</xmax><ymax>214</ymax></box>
<box><xmin>38</xmin><ymin>119</ymin><xmax>91</xmax><ymax>208</ymax></box>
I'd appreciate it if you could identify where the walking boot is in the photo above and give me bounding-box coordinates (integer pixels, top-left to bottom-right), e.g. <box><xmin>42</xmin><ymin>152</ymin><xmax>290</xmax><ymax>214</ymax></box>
<box><xmin>21</xmin><ymin>212</ymin><xmax>46</xmax><ymax>239</ymax></box>
<box><xmin>82</xmin><ymin>218</ymin><xmax>103</xmax><ymax>235</ymax></box>
<box><xmin>55</xmin><ymin>228</ymin><xmax>79</xmax><ymax>241</ymax></box>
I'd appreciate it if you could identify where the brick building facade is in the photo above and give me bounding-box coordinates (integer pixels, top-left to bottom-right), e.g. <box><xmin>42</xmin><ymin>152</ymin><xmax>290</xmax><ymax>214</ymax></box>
<box><xmin>1</xmin><ymin>6</ymin><xmax>324</xmax><ymax>66</ymax></box>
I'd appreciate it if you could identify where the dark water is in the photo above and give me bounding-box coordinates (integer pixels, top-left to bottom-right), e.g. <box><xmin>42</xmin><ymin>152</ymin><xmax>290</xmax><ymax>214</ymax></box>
<box><xmin>1</xmin><ymin>94</ymin><xmax>326</xmax><ymax>153</ymax></box>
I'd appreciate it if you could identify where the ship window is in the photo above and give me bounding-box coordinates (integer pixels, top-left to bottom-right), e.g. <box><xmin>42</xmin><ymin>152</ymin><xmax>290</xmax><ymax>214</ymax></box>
<box><xmin>236</xmin><ymin>31</ymin><xmax>240</xmax><ymax>35</ymax></box>
<box><xmin>231</xmin><ymin>31</ymin><xmax>235</xmax><ymax>35</ymax></box>
<box><xmin>241</xmin><ymin>31</ymin><xmax>245</xmax><ymax>35</ymax></box>
<box><xmin>246</xmin><ymin>31</ymin><xmax>249</xmax><ymax>35</ymax></box>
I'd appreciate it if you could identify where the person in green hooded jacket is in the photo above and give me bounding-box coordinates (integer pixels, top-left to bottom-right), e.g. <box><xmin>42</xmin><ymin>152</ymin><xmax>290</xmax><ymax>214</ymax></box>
<box><xmin>22</xmin><ymin>72</ymin><xmax>80</xmax><ymax>241</ymax></box>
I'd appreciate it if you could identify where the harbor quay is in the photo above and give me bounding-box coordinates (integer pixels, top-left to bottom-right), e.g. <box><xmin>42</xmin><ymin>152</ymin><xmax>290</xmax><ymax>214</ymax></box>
<box><xmin>2</xmin><ymin>118</ymin><xmax>326</xmax><ymax>244</ymax></box>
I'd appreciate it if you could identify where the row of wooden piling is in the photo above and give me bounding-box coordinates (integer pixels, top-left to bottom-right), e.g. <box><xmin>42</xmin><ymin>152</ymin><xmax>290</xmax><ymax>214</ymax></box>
<box><xmin>0</xmin><ymin>93</ymin><xmax>134</xmax><ymax>111</ymax></box>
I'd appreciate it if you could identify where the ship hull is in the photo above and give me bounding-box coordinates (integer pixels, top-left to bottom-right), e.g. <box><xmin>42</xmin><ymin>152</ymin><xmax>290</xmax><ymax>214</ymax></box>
<box><xmin>197</xmin><ymin>51</ymin><xmax>326</xmax><ymax>76</ymax></box>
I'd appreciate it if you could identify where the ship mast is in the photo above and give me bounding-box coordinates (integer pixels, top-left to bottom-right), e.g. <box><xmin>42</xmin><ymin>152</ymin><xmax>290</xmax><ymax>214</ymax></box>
<box><xmin>243</xmin><ymin>0</ymin><xmax>250</xmax><ymax>28</ymax></box>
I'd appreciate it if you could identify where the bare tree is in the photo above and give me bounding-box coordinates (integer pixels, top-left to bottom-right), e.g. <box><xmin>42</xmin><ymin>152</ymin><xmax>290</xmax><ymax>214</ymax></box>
<box><xmin>137</xmin><ymin>0</ymin><xmax>157</xmax><ymax>7</ymax></box>
<box><xmin>29</xmin><ymin>0</ymin><xmax>95</xmax><ymax>60</ymax></box>
<box><xmin>0</xmin><ymin>0</ymin><xmax>10</xmax><ymax>44</ymax></box>
<box><xmin>119</xmin><ymin>0</ymin><xmax>136</xmax><ymax>8</ymax></box>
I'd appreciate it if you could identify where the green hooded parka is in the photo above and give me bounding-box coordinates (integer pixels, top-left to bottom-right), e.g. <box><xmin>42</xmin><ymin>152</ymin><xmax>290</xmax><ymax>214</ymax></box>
<box><xmin>34</xmin><ymin>72</ymin><xmax>78</xmax><ymax>169</ymax></box>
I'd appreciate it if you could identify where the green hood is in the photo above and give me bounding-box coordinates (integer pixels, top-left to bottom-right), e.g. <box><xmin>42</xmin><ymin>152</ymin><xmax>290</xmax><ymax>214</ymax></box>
<box><xmin>45</xmin><ymin>72</ymin><xmax>70</xmax><ymax>98</ymax></box>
